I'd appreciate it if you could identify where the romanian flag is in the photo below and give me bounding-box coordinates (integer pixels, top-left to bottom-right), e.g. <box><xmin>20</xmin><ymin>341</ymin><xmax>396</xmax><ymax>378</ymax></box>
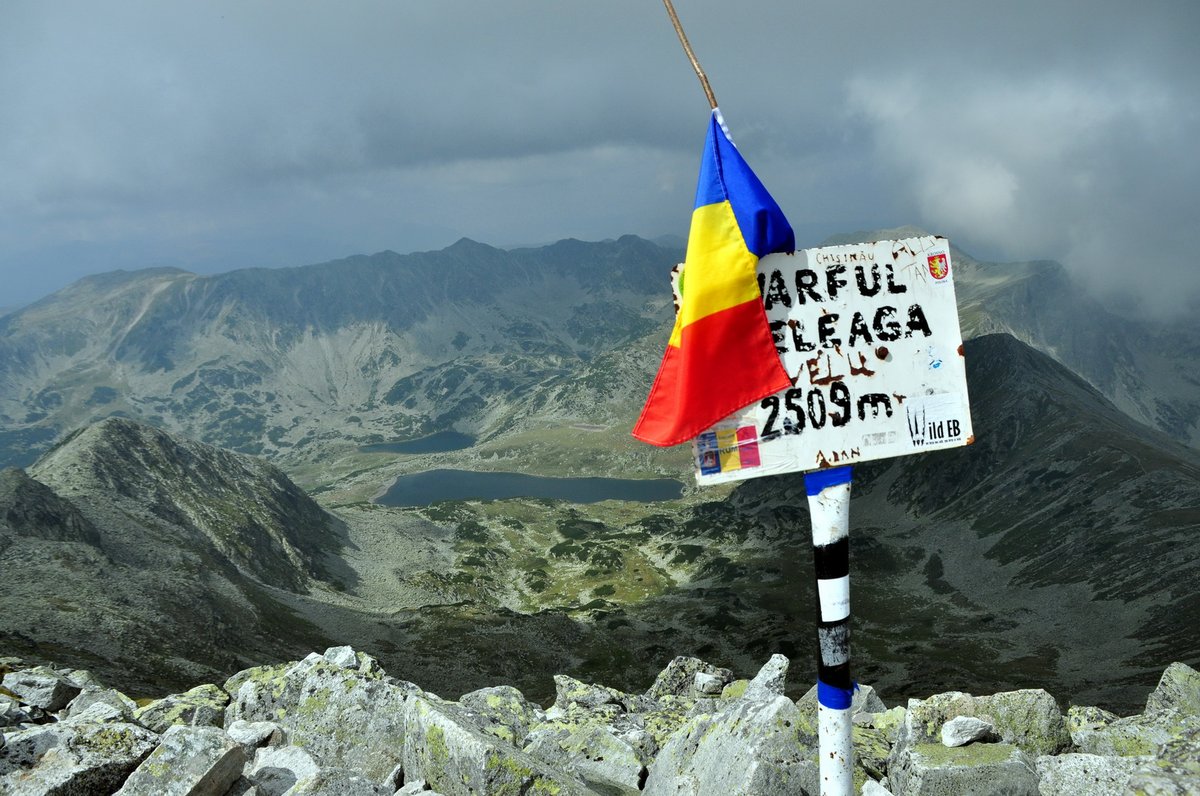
<box><xmin>633</xmin><ymin>109</ymin><xmax>794</xmax><ymax>447</ymax></box>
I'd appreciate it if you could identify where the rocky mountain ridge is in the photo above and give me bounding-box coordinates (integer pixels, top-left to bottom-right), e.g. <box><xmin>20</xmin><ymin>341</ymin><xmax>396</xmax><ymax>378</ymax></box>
<box><xmin>1</xmin><ymin>231</ymin><xmax>1196</xmax><ymax>483</ymax></box>
<box><xmin>0</xmin><ymin>236</ymin><xmax>681</xmax><ymax>469</ymax></box>
<box><xmin>2</xmin><ymin>648</ymin><xmax>1198</xmax><ymax>795</ymax></box>
<box><xmin>3</xmin><ymin>334</ymin><xmax>1197</xmax><ymax>717</ymax></box>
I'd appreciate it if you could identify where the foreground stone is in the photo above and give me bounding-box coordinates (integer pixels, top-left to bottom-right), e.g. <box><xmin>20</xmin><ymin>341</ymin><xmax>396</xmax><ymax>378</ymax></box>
<box><xmin>1</xmin><ymin>650</ymin><xmax>1197</xmax><ymax>795</ymax></box>
<box><xmin>115</xmin><ymin>724</ymin><xmax>245</xmax><ymax>795</ymax></box>
<box><xmin>403</xmin><ymin>694</ymin><xmax>590</xmax><ymax>795</ymax></box>
<box><xmin>0</xmin><ymin>721</ymin><xmax>159</xmax><ymax>795</ymax></box>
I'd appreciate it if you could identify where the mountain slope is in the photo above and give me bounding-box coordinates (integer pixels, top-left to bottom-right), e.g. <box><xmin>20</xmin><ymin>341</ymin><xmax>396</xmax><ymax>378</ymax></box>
<box><xmin>0</xmin><ymin>418</ymin><xmax>343</xmax><ymax>693</ymax></box>
<box><xmin>0</xmin><ymin>236</ymin><xmax>681</xmax><ymax>468</ymax></box>
<box><xmin>727</xmin><ymin>333</ymin><xmax>1200</xmax><ymax>708</ymax></box>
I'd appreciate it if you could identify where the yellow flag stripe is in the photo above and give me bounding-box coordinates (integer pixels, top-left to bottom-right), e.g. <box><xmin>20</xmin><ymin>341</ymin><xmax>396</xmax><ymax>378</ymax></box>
<box><xmin>667</xmin><ymin>200</ymin><xmax>759</xmax><ymax>347</ymax></box>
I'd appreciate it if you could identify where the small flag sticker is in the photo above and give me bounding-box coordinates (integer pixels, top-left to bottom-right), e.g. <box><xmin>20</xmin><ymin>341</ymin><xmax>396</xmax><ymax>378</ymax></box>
<box><xmin>696</xmin><ymin>426</ymin><xmax>761</xmax><ymax>475</ymax></box>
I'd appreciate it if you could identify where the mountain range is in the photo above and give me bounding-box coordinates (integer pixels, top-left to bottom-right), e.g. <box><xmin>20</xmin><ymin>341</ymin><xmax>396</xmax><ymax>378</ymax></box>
<box><xmin>1</xmin><ymin>231</ymin><xmax>1198</xmax><ymax>715</ymax></box>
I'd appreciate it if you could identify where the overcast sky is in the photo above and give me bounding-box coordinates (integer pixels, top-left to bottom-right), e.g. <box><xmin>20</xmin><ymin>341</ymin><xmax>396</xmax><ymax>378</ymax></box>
<box><xmin>2</xmin><ymin>1</ymin><xmax>1197</xmax><ymax>313</ymax></box>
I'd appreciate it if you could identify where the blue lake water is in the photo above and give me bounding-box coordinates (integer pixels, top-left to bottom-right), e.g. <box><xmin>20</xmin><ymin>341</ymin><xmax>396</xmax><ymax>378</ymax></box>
<box><xmin>376</xmin><ymin>469</ymin><xmax>684</xmax><ymax>507</ymax></box>
<box><xmin>359</xmin><ymin>431</ymin><xmax>477</xmax><ymax>454</ymax></box>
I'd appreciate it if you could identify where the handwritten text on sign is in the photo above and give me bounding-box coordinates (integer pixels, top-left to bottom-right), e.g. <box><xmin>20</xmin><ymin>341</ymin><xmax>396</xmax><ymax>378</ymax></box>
<box><xmin>692</xmin><ymin>236</ymin><xmax>973</xmax><ymax>485</ymax></box>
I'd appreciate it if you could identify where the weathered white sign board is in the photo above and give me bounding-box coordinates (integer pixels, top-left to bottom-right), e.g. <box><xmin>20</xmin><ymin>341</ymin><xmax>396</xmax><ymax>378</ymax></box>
<box><xmin>692</xmin><ymin>235</ymin><xmax>973</xmax><ymax>485</ymax></box>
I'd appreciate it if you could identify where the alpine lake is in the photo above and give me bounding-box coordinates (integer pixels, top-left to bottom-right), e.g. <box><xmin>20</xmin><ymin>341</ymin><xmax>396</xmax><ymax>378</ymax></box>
<box><xmin>364</xmin><ymin>431</ymin><xmax>685</xmax><ymax>507</ymax></box>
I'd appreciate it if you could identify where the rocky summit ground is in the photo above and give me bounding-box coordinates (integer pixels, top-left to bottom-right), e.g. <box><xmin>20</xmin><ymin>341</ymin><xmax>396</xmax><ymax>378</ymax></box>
<box><xmin>2</xmin><ymin>648</ymin><xmax>1198</xmax><ymax>795</ymax></box>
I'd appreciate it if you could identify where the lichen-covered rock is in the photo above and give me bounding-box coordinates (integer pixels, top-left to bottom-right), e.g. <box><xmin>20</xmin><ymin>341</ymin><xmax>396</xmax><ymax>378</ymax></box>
<box><xmin>1070</xmin><ymin>709</ymin><xmax>1184</xmax><ymax>757</ymax></box>
<box><xmin>854</xmin><ymin>723</ymin><xmax>892</xmax><ymax>782</ymax></box>
<box><xmin>1066</xmin><ymin>704</ymin><xmax>1120</xmax><ymax>745</ymax></box>
<box><xmin>645</xmin><ymin>656</ymin><xmax>733</xmax><ymax>700</ymax></box>
<box><xmin>887</xmin><ymin>742</ymin><xmax>1039</xmax><ymax>795</ymax></box>
<box><xmin>133</xmin><ymin>683</ymin><xmax>229</xmax><ymax>734</ymax></box>
<box><xmin>114</xmin><ymin>724</ymin><xmax>245</xmax><ymax>795</ymax></box>
<box><xmin>1146</xmin><ymin>662</ymin><xmax>1200</xmax><ymax>718</ymax></box>
<box><xmin>897</xmin><ymin>689</ymin><xmax>1069</xmax><ymax>758</ymax></box>
<box><xmin>553</xmin><ymin>673</ymin><xmax>641</xmax><ymax>715</ymax></box>
<box><xmin>0</xmin><ymin>720</ymin><xmax>159</xmax><ymax>795</ymax></box>
<box><xmin>403</xmin><ymin>694</ymin><xmax>590</xmax><ymax>795</ymax></box>
<box><xmin>1035</xmin><ymin>752</ymin><xmax>1150</xmax><ymax>795</ymax></box>
<box><xmin>1127</xmin><ymin>767</ymin><xmax>1200</xmax><ymax>795</ymax></box>
<box><xmin>642</xmin><ymin>694</ymin><xmax>817</xmax><ymax>796</ymax></box>
<box><xmin>535</xmin><ymin>722</ymin><xmax>646</xmax><ymax>795</ymax></box>
<box><xmin>458</xmin><ymin>684</ymin><xmax>544</xmax><ymax>746</ymax></box>
<box><xmin>2</xmin><ymin>666</ymin><xmax>82</xmax><ymax>712</ymax></box>
<box><xmin>870</xmin><ymin>706</ymin><xmax>908</xmax><ymax>745</ymax></box>
<box><xmin>224</xmin><ymin>650</ymin><xmax>415</xmax><ymax>782</ymax></box>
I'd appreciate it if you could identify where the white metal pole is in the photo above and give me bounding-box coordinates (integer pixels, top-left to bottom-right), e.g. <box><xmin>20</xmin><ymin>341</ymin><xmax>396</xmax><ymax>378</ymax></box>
<box><xmin>804</xmin><ymin>465</ymin><xmax>854</xmax><ymax>796</ymax></box>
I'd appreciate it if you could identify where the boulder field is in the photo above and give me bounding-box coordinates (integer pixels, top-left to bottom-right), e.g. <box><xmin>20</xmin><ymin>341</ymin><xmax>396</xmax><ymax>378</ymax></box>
<box><xmin>2</xmin><ymin>648</ymin><xmax>1197</xmax><ymax>795</ymax></box>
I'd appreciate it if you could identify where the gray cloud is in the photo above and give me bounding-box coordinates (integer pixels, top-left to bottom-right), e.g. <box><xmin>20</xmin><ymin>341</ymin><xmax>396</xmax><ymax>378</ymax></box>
<box><xmin>1</xmin><ymin>1</ymin><xmax>1197</xmax><ymax>312</ymax></box>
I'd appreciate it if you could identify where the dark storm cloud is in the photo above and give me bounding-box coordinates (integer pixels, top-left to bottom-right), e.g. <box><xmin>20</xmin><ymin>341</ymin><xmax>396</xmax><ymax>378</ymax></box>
<box><xmin>1</xmin><ymin>1</ymin><xmax>1197</xmax><ymax>312</ymax></box>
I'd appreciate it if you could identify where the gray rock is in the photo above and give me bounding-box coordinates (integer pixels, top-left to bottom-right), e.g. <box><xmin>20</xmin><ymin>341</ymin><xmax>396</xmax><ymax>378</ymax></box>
<box><xmin>225</xmin><ymin>719</ymin><xmax>285</xmax><ymax>752</ymax></box>
<box><xmin>1146</xmin><ymin>661</ymin><xmax>1200</xmax><ymax>718</ymax></box>
<box><xmin>285</xmin><ymin>767</ymin><xmax>395</xmax><ymax>795</ymax></box>
<box><xmin>0</xmin><ymin>694</ymin><xmax>31</xmax><ymax>728</ymax></box>
<box><xmin>854</xmin><ymin>684</ymin><xmax>888</xmax><ymax>715</ymax></box>
<box><xmin>1065</xmin><ymin>704</ymin><xmax>1119</xmax><ymax>747</ymax></box>
<box><xmin>888</xmin><ymin>742</ymin><xmax>1040</xmax><ymax>795</ymax></box>
<box><xmin>63</xmin><ymin>700</ymin><xmax>130</xmax><ymax>724</ymax></box>
<box><xmin>2</xmin><ymin>666</ymin><xmax>82</xmax><ymax>712</ymax></box>
<box><xmin>941</xmin><ymin>715</ymin><xmax>996</xmax><ymax>747</ymax></box>
<box><xmin>692</xmin><ymin>672</ymin><xmax>724</xmax><ymax>696</ymax></box>
<box><xmin>457</xmin><ymin>684</ymin><xmax>544</xmax><ymax>746</ymax></box>
<box><xmin>245</xmin><ymin>744</ymin><xmax>322</xmax><ymax>795</ymax></box>
<box><xmin>114</xmin><ymin>724</ymin><xmax>246</xmax><ymax>795</ymax></box>
<box><xmin>642</xmin><ymin>694</ymin><xmax>816</xmax><ymax>796</ymax></box>
<box><xmin>134</xmin><ymin>683</ymin><xmax>230</xmax><ymax>734</ymax></box>
<box><xmin>1069</xmin><ymin>709</ymin><xmax>1183</xmax><ymax>757</ymax></box>
<box><xmin>0</xmin><ymin>720</ymin><xmax>158</xmax><ymax>795</ymax></box>
<box><xmin>862</xmin><ymin>780</ymin><xmax>895</xmax><ymax>796</ymax></box>
<box><xmin>226</xmin><ymin>653</ymin><xmax>413</xmax><ymax>783</ymax></box>
<box><xmin>65</xmin><ymin>687</ymin><xmax>138</xmax><ymax>721</ymax></box>
<box><xmin>645</xmin><ymin>657</ymin><xmax>733</xmax><ymax>700</ymax></box>
<box><xmin>552</xmin><ymin>673</ymin><xmax>625</xmax><ymax>711</ymax></box>
<box><xmin>395</xmin><ymin>781</ymin><xmax>448</xmax><ymax>796</ymax></box>
<box><xmin>1035</xmin><ymin>752</ymin><xmax>1149</xmax><ymax>795</ymax></box>
<box><xmin>322</xmin><ymin>645</ymin><xmax>360</xmax><ymax>669</ymax></box>
<box><xmin>402</xmin><ymin>694</ymin><xmax>590</xmax><ymax>796</ymax></box>
<box><xmin>542</xmin><ymin>722</ymin><xmax>646</xmax><ymax>795</ymax></box>
<box><xmin>742</xmin><ymin>654</ymin><xmax>789</xmax><ymax>702</ymax></box>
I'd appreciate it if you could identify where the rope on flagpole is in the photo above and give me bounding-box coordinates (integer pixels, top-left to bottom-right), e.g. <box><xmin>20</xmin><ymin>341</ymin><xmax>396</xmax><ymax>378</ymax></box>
<box><xmin>661</xmin><ymin>0</ymin><xmax>719</xmax><ymax>110</ymax></box>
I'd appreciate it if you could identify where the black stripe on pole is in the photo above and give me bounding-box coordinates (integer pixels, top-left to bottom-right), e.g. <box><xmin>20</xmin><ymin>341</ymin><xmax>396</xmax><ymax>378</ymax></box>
<box><xmin>816</xmin><ymin>620</ymin><xmax>853</xmax><ymax>690</ymax></box>
<box><xmin>813</xmin><ymin>537</ymin><xmax>850</xmax><ymax>580</ymax></box>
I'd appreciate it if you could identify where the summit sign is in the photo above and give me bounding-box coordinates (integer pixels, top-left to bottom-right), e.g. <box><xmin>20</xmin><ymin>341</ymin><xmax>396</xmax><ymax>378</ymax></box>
<box><xmin>693</xmin><ymin>235</ymin><xmax>973</xmax><ymax>485</ymax></box>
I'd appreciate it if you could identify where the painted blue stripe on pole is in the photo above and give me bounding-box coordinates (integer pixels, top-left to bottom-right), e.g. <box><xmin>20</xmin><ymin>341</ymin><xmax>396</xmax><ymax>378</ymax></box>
<box><xmin>804</xmin><ymin>466</ymin><xmax>853</xmax><ymax>496</ymax></box>
<box><xmin>817</xmin><ymin>680</ymin><xmax>856</xmax><ymax>710</ymax></box>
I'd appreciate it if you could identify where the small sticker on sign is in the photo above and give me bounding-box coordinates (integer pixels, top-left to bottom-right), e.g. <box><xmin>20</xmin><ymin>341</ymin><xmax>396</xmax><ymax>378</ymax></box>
<box><xmin>696</xmin><ymin>426</ymin><xmax>761</xmax><ymax>475</ymax></box>
<box><xmin>906</xmin><ymin>393</ymin><xmax>966</xmax><ymax>447</ymax></box>
<box><xmin>928</xmin><ymin>253</ymin><xmax>950</xmax><ymax>280</ymax></box>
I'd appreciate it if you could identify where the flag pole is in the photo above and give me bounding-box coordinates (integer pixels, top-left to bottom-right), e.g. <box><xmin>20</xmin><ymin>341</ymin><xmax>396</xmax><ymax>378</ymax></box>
<box><xmin>805</xmin><ymin>466</ymin><xmax>855</xmax><ymax>795</ymax></box>
<box><xmin>660</xmin><ymin>0</ymin><xmax>719</xmax><ymax>110</ymax></box>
